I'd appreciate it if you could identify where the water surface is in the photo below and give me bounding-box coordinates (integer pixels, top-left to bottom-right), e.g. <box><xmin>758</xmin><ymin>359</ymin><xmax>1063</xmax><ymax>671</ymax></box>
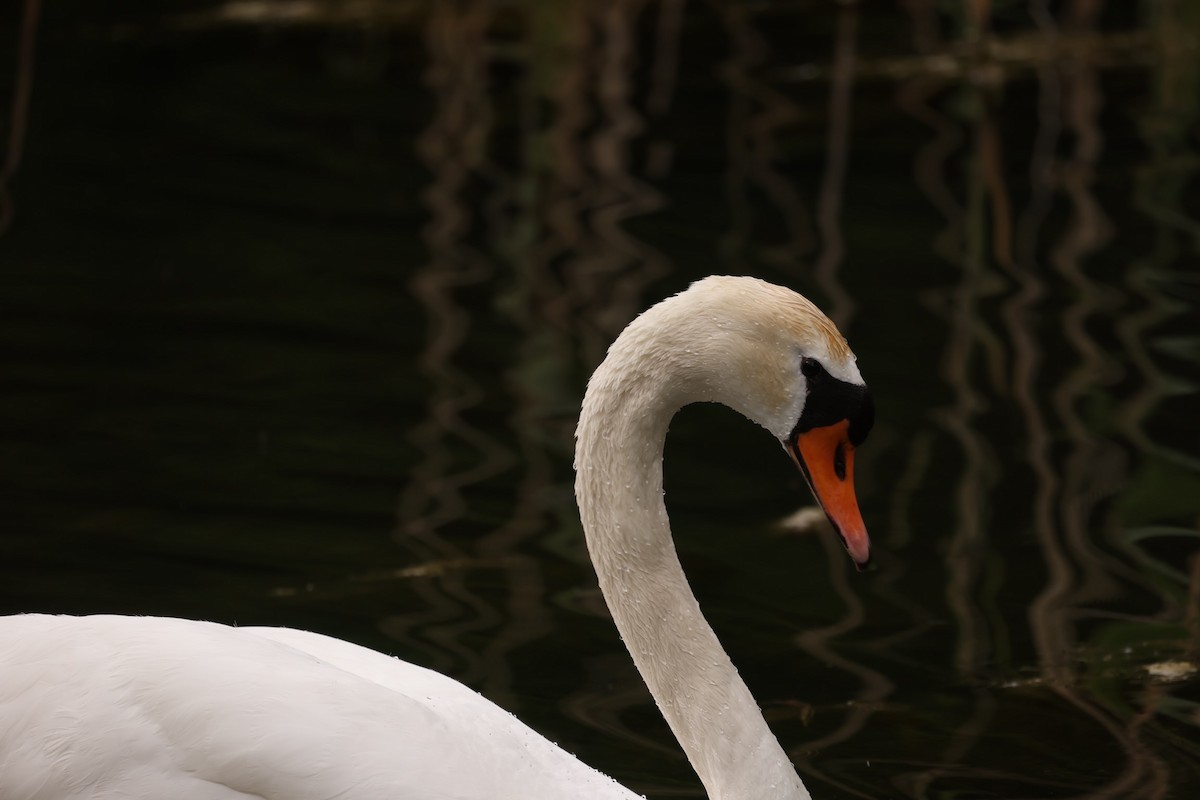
<box><xmin>1</xmin><ymin>2</ymin><xmax>1198</xmax><ymax>797</ymax></box>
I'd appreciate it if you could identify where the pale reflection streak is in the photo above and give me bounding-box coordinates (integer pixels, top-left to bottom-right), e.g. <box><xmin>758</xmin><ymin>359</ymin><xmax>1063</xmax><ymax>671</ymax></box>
<box><xmin>917</xmin><ymin>69</ymin><xmax>1009</xmax><ymax>800</ymax></box>
<box><xmin>0</xmin><ymin>0</ymin><xmax>40</xmax><ymax>236</ymax></box>
<box><xmin>790</xmin><ymin>526</ymin><xmax>894</xmax><ymax>800</ymax></box>
<box><xmin>717</xmin><ymin>4</ymin><xmax>815</xmax><ymax>280</ymax></box>
<box><xmin>811</xmin><ymin>1</ymin><xmax>858</xmax><ymax>328</ymax></box>
<box><xmin>646</xmin><ymin>0</ymin><xmax>685</xmax><ymax>122</ymax></box>
<box><xmin>889</xmin><ymin>4</ymin><xmax>1003</xmax><ymax>796</ymax></box>
<box><xmin>1041</xmin><ymin>4</ymin><xmax>1135</xmax><ymax>616</ymax></box>
<box><xmin>562</xmin><ymin>0</ymin><xmax>672</xmax><ymax>371</ymax></box>
<box><xmin>882</xmin><ymin>21</ymin><xmax>988</xmax><ymax>747</ymax></box>
<box><xmin>389</xmin><ymin>0</ymin><xmax>517</xmax><ymax>690</ymax></box>
<box><xmin>561</xmin><ymin>652</ymin><xmax>682</xmax><ymax>761</ymax></box>
<box><xmin>888</xmin><ymin>4</ymin><xmax>969</xmax><ymax>659</ymax></box>
<box><xmin>1118</xmin><ymin>0</ymin><xmax>1200</xmax><ymax>472</ymax></box>
<box><xmin>167</xmin><ymin>0</ymin><xmax>422</xmax><ymax>28</ymax></box>
<box><xmin>922</xmin><ymin>0</ymin><xmax>1008</xmax><ymax>694</ymax></box>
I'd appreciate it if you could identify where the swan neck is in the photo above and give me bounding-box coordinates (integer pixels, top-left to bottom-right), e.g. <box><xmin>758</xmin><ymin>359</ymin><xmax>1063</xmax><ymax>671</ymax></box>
<box><xmin>575</xmin><ymin>357</ymin><xmax>810</xmax><ymax>800</ymax></box>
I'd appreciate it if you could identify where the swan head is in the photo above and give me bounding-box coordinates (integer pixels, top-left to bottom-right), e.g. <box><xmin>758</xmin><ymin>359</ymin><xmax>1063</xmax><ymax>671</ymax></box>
<box><xmin>601</xmin><ymin>275</ymin><xmax>875</xmax><ymax>566</ymax></box>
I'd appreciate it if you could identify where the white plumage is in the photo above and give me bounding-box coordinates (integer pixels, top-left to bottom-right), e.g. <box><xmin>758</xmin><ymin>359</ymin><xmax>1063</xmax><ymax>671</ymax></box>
<box><xmin>1</xmin><ymin>615</ymin><xmax>636</xmax><ymax>799</ymax></box>
<box><xmin>0</xmin><ymin>276</ymin><xmax>873</xmax><ymax>800</ymax></box>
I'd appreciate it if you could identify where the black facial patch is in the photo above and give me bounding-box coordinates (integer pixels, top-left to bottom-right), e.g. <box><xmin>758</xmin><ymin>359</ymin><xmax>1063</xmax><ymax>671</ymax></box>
<box><xmin>793</xmin><ymin>357</ymin><xmax>875</xmax><ymax>445</ymax></box>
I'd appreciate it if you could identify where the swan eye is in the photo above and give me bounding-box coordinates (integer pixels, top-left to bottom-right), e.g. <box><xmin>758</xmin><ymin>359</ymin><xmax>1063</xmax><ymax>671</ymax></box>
<box><xmin>792</xmin><ymin>357</ymin><xmax>873</xmax><ymax>447</ymax></box>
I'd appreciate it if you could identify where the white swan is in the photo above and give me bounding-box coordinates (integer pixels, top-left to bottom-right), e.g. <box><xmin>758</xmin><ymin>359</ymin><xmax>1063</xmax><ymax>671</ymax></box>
<box><xmin>0</xmin><ymin>276</ymin><xmax>874</xmax><ymax>800</ymax></box>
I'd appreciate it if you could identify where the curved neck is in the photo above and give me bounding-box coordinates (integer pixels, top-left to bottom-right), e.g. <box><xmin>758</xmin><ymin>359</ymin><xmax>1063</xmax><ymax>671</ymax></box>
<box><xmin>575</xmin><ymin>357</ymin><xmax>811</xmax><ymax>800</ymax></box>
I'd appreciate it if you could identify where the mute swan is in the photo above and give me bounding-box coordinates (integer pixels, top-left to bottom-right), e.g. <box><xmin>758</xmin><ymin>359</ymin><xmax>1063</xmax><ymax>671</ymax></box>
<box><xmin>0</xmin><ymin>275</ymin><xmax>874</xmax><ymax>800</ymax></box>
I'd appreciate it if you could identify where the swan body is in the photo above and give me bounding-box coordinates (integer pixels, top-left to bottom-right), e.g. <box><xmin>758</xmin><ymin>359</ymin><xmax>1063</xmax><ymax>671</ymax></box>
<box><xmin>0</xmin><ymin>276</ymin><xmax>874</xmax><ymax>800</ymax></box>
<box><xmin>0</xmin><ymin>615</ymin><xmax>637</xmax><ymax>799</ymax></box>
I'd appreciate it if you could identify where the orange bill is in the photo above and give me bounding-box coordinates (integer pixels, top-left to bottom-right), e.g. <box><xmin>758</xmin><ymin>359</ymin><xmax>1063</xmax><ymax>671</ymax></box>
<box><xmin>789</xmin><ymin>420</ymin><xmax>871</xmax><ymax>568</ymax></box>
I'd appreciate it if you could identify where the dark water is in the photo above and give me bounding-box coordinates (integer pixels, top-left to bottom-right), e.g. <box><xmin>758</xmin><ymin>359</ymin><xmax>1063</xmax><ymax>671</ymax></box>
<box><xmin>2</xmin><ymin>1</ymin><xmax>1199</xmax><ymax>798</ymax></box>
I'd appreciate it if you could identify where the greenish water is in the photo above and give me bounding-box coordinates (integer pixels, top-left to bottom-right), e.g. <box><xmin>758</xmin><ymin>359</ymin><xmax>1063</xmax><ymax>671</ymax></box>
<box><xmin>2</xmin><ymin>2</ymin><xmax>1199</xmax><ymax>797</ymax></box>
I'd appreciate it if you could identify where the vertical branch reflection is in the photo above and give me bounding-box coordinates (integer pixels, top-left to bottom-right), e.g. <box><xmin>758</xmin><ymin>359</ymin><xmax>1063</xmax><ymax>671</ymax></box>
<box><xmin>718</xmin><ymin>5</ymin><xmax>815</xmax><ymax>279</ymax></box>
<box><xmin>1118</xmin><ymin>0</ymin><xmax>1200</xmax><ymax>469</ymax></box>
<box><xmin>1014</xmin><ymin>5</ymin><xmax>1172</xmax><ymax>797</ymax></box>
<box><xmin>1093</xmin><ymin>0</ymin><xmax>1200</xmax><ymax>785</ymax></box>
<box><xmin>561</xmin><ymin>0</ymin><xmax>672</xmax><ymax>369</ymax></box>
<box><xmin>920</xmin><ymin>67</ymin><xmax>1009</xmax><ymax>800</ymax></box>
<box><xmin>812</xmin><ymin>0</ymin><xmax>858</xmax><ymax>327</ymax></box>
<box><xmin>1002</xmin><ymin>2</ymin><xmax>1187</xmax><ymax>797</ymax></box>
<box><xmin>930</xmin><ymin>42</ymin><xmax>1006</xmax><ymax>683</ymax></box>
<box><xmin>397</xmin><ymin>0</ymin><xmax>683</xmax><ymax>732</ymax></box>
<box><xmin>893</xmin><ymin>3</ymin><xmax>1006</xmax><ymax>794</ymax></box>
<box><xmin>0</xmin><ymin>0</ymin><xmax>41</xmax><ymax>236</ymax></box>
<box><xmin>646</xmin><ymin>0</ymin><xmax>684</xmax><ymax>120</ymax></box>
<box><xmin>391</xmin><ymin>0</ymin><xmax>513</xmax><ymax>688</ymax></box>
<box><xmin>789</xmin><ymin>526</ymin><xmax>894</xmax><ymax>799</ymax></box>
